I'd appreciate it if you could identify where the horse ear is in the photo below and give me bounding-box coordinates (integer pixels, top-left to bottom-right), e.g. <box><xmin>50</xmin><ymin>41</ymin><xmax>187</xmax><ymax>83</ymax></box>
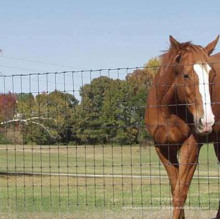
<box><xmin>169</xmin><ymin>35</ymin><xmax>180</xmax><ymax>50</ymax></box>
<box><xmin>204</xmin><ymin>35</ymin><xmax>219</xmax><ymax>55</ymax></box>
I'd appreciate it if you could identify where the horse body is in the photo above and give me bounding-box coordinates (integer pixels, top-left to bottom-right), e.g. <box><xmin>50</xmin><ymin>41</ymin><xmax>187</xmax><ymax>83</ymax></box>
<box><xmin>210</xmin><ymin>52</ymin><xmax>220</xmax><ymax>133</ymax></box>
<box><xmin>209</xmin><ymin>52</ymin><xmax>220</xmax><ymax>219</ymax></box>
<box><xmin>145</xmin><ymin>36</ymin><xmax>220</xmax><ymax>218</ymax></box>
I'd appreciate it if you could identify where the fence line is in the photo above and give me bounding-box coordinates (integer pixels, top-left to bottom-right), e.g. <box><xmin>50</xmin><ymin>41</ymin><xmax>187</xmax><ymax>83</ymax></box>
<box><xmin>0</xmin><ymin>171</ymin><xmax>219</xmax><ymax>180</ymax></box>
<box><xmin>0</xmin><ymin>64</ymin><xmax>219</xmax><ymax>218</ymax></box>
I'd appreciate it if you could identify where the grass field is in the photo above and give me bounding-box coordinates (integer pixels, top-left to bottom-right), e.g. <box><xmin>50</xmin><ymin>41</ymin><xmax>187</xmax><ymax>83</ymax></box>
<box><xmin>0</xmin><ymin>144</ymin><xmax>219</xmax><ymax>218</ymax></box>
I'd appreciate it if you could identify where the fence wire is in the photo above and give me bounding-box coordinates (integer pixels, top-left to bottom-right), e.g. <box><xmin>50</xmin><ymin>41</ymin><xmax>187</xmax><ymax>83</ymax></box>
<box><xmin>0</xmin><ymin>65</ymin><xmax>219</xmax><ymax>218</ymax></box>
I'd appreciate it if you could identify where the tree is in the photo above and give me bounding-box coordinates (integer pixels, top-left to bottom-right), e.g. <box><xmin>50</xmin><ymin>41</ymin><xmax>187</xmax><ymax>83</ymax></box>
<box><xmin>0</xmin><ymin>93</ymin><xmax>17</xmax><ymax>122</ymax></box>
<box><xmin>0</xmin><ymin>57</ymin><xmax>160</xmax><ymax>145</ymax></box>
<box><xmin>0</xmin><ymin>93</ymin><xmax>18</xmax><ymax>144</ymax></box>
<box><xmin>102</xmin><ymin>78</ymin><xmax>149</xmax><ymax>144</ymax></box>
<box><xmin>124</xmin><ymin>58</ymin><xmax>161</xmax><ymax>144</ymax></box>
<box><xmin>75</xmin><ymin>74</ymin><xmax>152</xmax><ymax>145</ymax></box>
<box><xmin>16</xmin><ymin>91</ymin><xmax>78</xmax><ymax>144</ymax></box>
<box><xmin>75</xmin><ymin>76</ymin><xmax>113</xmax><ymax>144</ymax></box>
<box><xmin>144</xmin><ymin>57</ymin><xmax>161</xmax><ymax>76</ymax></box>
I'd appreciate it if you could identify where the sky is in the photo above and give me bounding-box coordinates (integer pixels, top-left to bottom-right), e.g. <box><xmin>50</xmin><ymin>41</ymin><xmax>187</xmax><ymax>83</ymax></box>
<box><xmin>0</xmin><ymin>0</ymin><xmax>220</xmax><ymax>76</ymax></box>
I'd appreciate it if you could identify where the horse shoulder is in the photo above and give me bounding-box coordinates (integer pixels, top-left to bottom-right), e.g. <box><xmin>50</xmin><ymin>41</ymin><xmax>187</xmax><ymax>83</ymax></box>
<box><xmin>211</xmin><ymin>61</ymin><xmax>220</xmax><ymax>131</ymax></box>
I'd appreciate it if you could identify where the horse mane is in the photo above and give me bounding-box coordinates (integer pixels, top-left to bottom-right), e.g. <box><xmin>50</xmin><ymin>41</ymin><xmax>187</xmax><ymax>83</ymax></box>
<box><xmin>160</xmin><ymin>41</ymin><xmax>209</xmax><ymax>67</ymax></box>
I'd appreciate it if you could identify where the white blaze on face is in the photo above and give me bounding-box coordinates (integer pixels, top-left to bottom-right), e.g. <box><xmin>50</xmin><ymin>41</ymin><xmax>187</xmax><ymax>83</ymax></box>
<box><xmin>193</xmin><ymin>63</ymin><xmax>215</xmax><ymax>126</ymax></box>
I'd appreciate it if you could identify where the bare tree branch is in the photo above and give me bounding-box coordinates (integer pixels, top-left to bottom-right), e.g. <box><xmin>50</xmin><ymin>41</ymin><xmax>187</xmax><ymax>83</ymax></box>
<box><xmin>30</xmin><ymin>121</ymin><xmax>58</xmax><ymax>139</ymax></box>
<box><xmin>0</xmin><ymin>118</ymin><xmax>28</xmax><ymax>125</ymax></box>
<box><xmin>0</xmin><ymin>116</ymin><xmax>58</xmax><ymax>139</ymax></box>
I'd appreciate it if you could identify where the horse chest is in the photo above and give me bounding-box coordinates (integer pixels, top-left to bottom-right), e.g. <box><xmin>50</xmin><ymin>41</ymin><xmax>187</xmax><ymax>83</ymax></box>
<box><xmin>170</xmin><ymin>105</ymin><xmax>193</xmax><ymax>124</ymax></box>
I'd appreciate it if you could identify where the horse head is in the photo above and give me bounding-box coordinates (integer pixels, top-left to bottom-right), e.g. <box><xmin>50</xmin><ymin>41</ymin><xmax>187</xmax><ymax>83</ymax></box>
<box><xmin>167</xmin><ymin>36</ymin><xmax>219</xmax><ymax>135</ymax></box>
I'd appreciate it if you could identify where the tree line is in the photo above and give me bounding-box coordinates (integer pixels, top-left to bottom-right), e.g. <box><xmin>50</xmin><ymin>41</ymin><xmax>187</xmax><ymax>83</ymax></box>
<box><xmin>0</xmin><ymin>59</ymin><xmax>159</xmax><ymax>145</ymax></box>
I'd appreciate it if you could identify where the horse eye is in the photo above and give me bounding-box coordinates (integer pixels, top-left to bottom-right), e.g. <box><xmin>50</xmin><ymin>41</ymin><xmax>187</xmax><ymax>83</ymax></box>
<box><xmin>183</xmin><ymin>74</ymin><xmax>190</xmax><ymax>79</ymax></box>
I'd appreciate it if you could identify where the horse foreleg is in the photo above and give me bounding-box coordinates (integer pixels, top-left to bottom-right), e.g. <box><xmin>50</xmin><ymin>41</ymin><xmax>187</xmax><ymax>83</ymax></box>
<box><xmin>155</xmin><ymin>145</ymin><xmax>185</xmax><ymax>218</ymax></box>
<box><xmin>172</xmin><ymin>134</ymin><xmax>200</xmax><ymax>219</ymax></box>
<box><xmin>214</xmin><ymin>142</ymin><xmax>220</xmax><ymax>162</ymax></box>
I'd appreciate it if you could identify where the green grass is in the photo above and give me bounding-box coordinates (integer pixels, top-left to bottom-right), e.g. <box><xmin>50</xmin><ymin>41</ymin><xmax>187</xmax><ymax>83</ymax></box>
<box><xmin>0</xmin><ymin>144</ymin><xmax>219</xmax><ymax>218</ymax></box>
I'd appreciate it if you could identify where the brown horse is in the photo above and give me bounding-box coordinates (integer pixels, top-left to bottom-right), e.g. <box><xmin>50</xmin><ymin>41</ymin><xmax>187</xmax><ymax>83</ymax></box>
<box><xmin>145</xmin><ymin>36</ymin><xmax>219</xmax><ymax>218</ymax></box>
<box><xmin>209</xmin><ymin>51</ymin><xmax>220</xmax><ymax>219</ymax></box>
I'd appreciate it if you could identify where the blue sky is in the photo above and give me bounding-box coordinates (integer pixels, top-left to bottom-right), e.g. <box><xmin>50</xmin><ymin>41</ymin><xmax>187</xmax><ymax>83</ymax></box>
<box><xmin>0</xmin><ymin>0</ymin><xmax>220</xmax><ymax>75</ymax></box>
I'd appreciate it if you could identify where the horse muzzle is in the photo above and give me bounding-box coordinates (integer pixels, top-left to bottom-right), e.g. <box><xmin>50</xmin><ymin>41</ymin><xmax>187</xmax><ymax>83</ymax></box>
<box><xmin>195</xmin><ymin>117</ymin><xmax>215</xmax><ymax>135</ymax></box>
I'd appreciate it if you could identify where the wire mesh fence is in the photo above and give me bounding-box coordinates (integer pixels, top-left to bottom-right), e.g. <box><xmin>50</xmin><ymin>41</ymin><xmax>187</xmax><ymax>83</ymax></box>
<box><xmin>0</xmin><ymin>65</ymin><xmax>219</xmax><ymax>218</ymax></box>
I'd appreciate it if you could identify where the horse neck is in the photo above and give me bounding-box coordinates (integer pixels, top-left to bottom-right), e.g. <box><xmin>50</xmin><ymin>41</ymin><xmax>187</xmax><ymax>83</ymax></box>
<box><xmin>156</xmin><ymin>66</ymin><xmax>177</xmax><ymax>118</ymax></box>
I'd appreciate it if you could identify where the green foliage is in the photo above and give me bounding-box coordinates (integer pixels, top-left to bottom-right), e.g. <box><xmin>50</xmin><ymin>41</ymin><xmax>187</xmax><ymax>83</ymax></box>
<box><xmin>75</xmin><ymin>72</ymin><xmax>152</xmax><ymax>145</ymax></box>
<box><xmin>0</xmin><ymin>132</ymin><xmax>12</xmax><ymax>144</ymax></box>
<box><xmin>36</xmin><ymin>90</ymin><xmax>78</xmax><ymax>143</ymax></box>
<box><xmin>1</xmin><ymin>58</ymin><xmax>157</xmax><ymax>145</ymax></box>
<box><xmin>17</xmin><ymin>91</ymin><xmax>78</xmax><ymax>145</ymax></box>
<box><xmin>75</xmin><ymin>76</ymin><xmax>112</xmax><ymax>144</ymax></box>
<box><xmin>144</xmin><ymin>57</ymin><xmax>161</xmax><ymax>76</ymax></box>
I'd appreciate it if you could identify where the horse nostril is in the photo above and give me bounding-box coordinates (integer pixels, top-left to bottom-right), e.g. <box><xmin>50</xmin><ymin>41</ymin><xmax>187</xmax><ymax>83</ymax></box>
<box><xmin>197</xmin><ymin>118</ymin><xmax>204</xmax><ymax>129</ymax></box>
